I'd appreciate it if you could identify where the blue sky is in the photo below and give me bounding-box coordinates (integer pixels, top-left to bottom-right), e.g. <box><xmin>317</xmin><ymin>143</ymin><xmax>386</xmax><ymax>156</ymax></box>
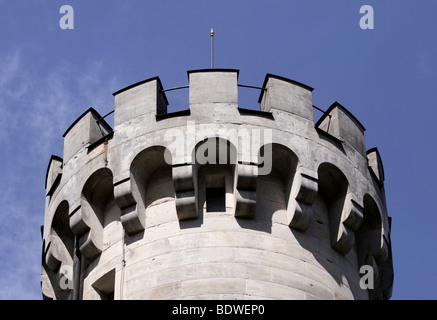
<box><xmin>0</xmin><ymin>0</ymin><xmax>435</xmax><ymax>300</ymax></box>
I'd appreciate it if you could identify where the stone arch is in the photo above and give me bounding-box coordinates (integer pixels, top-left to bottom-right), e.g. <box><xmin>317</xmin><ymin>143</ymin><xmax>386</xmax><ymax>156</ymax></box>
<box><xmin>43</xmin><ymin>200</ymin><xmax>74</xmax><ymax>300</ymax></box>
<box><xmin>256</xmin><ymin>143</ymin><xmax>300</xmax><ymax>225</ymax></box>
<box><xmin>317</xmin><ymin>162</ymin><xmax>351</xmax><ymax>254</ymax></box>
<box><xmin>130</xmin><ymin>146</ymin><xmax>175</xmax><ymax>228</ymax></box>
<box><xmin>193</xmin><ymin>136</ymin><xmax>238</xmax><ymax>167</ymax></box>
<box><xmin>355</xmin><ymin>194</ymin><xmax>389</xmax><ymax>299</ymax></box>
<box><xmin>259</xmin><ymin>143</ymin><xmax>298</xmax><ymax>190</ymax></box>
<box><xmin>51</xmin><ymin>200</ymin><xmax>74</xmax><ymax>259</ymax></box>
<box><xmin>193</xmin><ymin>137</ymin><xmax>238</xmax><ymax>216</ymax></box>
<box><xmin>356</xmin><ymin>194</ymin><xmax>387</xmax><ymax>264</ymax></box>
<box><xmin>79</xmin><ymin>168</ymin><xmax>117</xmax><ymax>260</ymax></box>
<box><xmin>82</xmin><ymin>168</ymin><xmax>117</xmax><ymax>228</ymax></box>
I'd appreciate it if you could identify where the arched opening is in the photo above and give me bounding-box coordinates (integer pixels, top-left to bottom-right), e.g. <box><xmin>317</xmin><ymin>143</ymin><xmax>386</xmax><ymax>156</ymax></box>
<box><xmin>356</xmin><ymin>194</ymin><xmax>384</xmax><ymax>265</ymax></box>
<box><xmin>355</xmin><ymin>194</ymin><xmax>385</xmax><ymax>299</ymax></box>
<box><xmin>82</xmin><ymin>168</ymin><xmax>117</xmax><ymax>229</ymax></box>
<box><xmin>43</xmin><ymin>200</ymin><xmax>74</xmax><ymax>300</ymax></box>
<box><xmin>194</xmin><ymin>138</ymin><xmax>237</xmax><ymax>215</ymax></box>
<box><xmin>256</xmin><ymin>143</ymin><xmax>299</xmax><ymax>224</ymax></box>
<box><xmin>317</xmin><ymin>163</ymin><xmax>349</xmax><ymax>252</ymax></box>
<box><xmin>130</xmin><ymin>146</ymin><xmax>175</xmax><ymax>227</ymax></box>
<box><xmin>52</xmin><ymin>200</ymin><xmax>74</xmax><ymax>259</ymax></box>
<box><xmin>79</xmin><ymin>168</ymin><xmax>117</xmax><ymax>262</ymax></box>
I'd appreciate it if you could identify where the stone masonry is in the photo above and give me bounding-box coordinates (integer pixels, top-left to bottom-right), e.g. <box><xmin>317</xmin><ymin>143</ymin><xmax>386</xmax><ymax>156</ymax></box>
<box><xmin>41</xmin><ymin>69</ymin><xmax>394</xmax><ymax>300</ymax></box>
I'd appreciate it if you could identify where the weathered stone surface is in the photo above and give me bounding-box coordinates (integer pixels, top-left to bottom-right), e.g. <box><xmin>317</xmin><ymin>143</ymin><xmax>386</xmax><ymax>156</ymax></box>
<box><xmin>41</xmin><ymin>69</ymin><xmax>393</xmax><ymax>300</ymax></box>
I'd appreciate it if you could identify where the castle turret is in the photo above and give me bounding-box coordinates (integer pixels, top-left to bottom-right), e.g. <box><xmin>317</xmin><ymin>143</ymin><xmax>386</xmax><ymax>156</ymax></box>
<box><xmin>41</xmin><ymin>69</ymin><xmax>393</xmax><ymax>300</ymax></box>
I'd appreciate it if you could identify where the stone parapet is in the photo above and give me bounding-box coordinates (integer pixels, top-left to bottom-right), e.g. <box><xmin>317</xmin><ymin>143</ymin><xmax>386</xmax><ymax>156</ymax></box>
<box><xmin>41</xmin><ymin>69</ymin><xmax>393</xmax><ymax>300</ymax></box>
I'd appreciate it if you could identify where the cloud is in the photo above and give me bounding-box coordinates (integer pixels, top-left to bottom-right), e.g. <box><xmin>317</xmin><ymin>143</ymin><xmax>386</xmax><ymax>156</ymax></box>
<box><xmin>0</xmin><ymin>49</ymin><xmax>21</xmax><ymax>88</ymax></box>
<box><xmin>0</xmin><ymin>48</ymin><xmax>118</xmax><ymax>156</ymax></box>
<box><xmin>0</xmin><ymin>49</ymin><xmax>28</xmax><ymax>144</ymax></box>
<box><xmin>0</xmin><ymin>176</ymin><xmax>43</xmax><ymax>300</ymax></box>
<box><xmin>0</xmin><ymin>47</ymin><xmax>119</xmax><ymax>299</ymax></box>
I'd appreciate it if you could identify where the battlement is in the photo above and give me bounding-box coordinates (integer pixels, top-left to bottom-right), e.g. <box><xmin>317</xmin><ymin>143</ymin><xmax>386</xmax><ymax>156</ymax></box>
<box><xmin>62</xmin><ymin>108</ymin><xmax>113</xmax><ymax>163</ymax></box>
<box><xmin>113</xmin><ymin>76</ymin><xmax>168</xmax><ymax>126</ymax></box>
<box><xmin>41</xmin><ymin>69</ymin><xmax>393</xmax><ymax>300</ymax></box>
<box><xmin>259</xmin><ymin>73</ymin><xmax>314</xmax><ymax>121</ymax></box>
<box><xmin>61</xmin><ymin>69</ymin><xmax>369</xmax><ymax>162</ymax></box>
<box><xmin>188</xmin><ymin>69</ymin><xmax>239</xmax><ymax>107</ymax></box>
<box><xmin>316</xmin><ymin>102</ymin><xmax>366</xmax><ymax>155</ymax></box>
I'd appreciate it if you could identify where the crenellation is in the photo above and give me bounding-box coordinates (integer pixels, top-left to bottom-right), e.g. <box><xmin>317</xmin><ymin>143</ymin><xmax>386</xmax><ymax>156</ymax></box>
<box><xmin>41</xmin><ymin>69</ymin><xmax>393</xmax><ymax>300</ymax></box>
<box><xmin>45</xmin><ymin>155</ymin><xmax>63</xmax><ymax>196</ymax></box>
<box><xmin>113</xmin><ymin>77</ymin><xmax>168</xmax><ymax>126</ymax></box>
<box><xmin>259</xmin><ymin>73</ymin><xmax>314</xmax><ymax>122</ymax></box>
<box><xmin>62</xmin><ymin>108</ymin><xmax>112</xmax><ymax>164</ymax></box>
<box><xmin>188</xmin><ymin>69</ymin><xmax>239</xmax><ymax>107</ymax></box>
<box><xmin>316</xmin><ymin>102</ymin><xmax>366</xmax><ymax>156</ymax></box>
<box><xmin>366</xmin><ymin>147</ymin><xmax>385</xmax><ymax>187</ymax></box>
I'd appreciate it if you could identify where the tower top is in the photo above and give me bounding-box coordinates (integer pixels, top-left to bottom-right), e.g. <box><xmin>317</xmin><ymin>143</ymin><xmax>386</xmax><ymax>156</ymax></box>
<box><xmin>41</xmin><ymin>69</ymin><xmax>393</xmax><ymax>300</ymax></box>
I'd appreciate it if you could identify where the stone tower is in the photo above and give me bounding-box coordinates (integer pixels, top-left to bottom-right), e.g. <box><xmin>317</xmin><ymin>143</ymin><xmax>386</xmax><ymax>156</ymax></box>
<box><xmin>41</xmin><ymin>69</ymin><xmax>394</xmax><ymax>300</ymax></box>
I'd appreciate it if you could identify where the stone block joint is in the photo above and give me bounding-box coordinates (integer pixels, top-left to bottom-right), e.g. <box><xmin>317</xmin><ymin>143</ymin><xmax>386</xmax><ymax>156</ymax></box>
<box><xmin>41</xmin><ymin>69</ymin><xmax>393</xmax><ymax>300</ymax></box>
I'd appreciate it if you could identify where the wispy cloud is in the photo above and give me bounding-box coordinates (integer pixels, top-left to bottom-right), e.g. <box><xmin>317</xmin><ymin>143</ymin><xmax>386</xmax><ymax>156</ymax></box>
<box><xmin>0</xmin><ymin>49</ymin><xmax>21</xmax><ymax>88</ymax></box>
<box><xmin>0</xmin><ymin>47</ymin><xmax>119</xmax><ymax>299</ymax></box>
<box><xmin>0</xmin><ymin>185</ymin><xmax>42</xmax><ymax>300</ymax></box>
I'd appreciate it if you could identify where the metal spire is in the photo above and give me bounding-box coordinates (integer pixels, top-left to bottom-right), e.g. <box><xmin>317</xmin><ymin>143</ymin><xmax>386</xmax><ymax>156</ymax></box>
<box><xmin>210</xmin><ymin>28</ymin><xmax>214</xmax><ymax>69</ymax></box>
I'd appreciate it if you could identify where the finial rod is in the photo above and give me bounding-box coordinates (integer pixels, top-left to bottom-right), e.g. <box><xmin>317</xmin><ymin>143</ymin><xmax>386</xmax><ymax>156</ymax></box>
<box><xmin>210</xmin><ymin>28</ymin><xmax>214</xmax><ymax>69</ymax></box>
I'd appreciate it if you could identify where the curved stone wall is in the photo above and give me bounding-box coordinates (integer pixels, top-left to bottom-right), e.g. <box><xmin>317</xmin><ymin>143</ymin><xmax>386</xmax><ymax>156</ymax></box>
<box><xmin>41</xmin><ymin>69</ymin><xmax>393</xmax><ymax>300</ymax></box>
